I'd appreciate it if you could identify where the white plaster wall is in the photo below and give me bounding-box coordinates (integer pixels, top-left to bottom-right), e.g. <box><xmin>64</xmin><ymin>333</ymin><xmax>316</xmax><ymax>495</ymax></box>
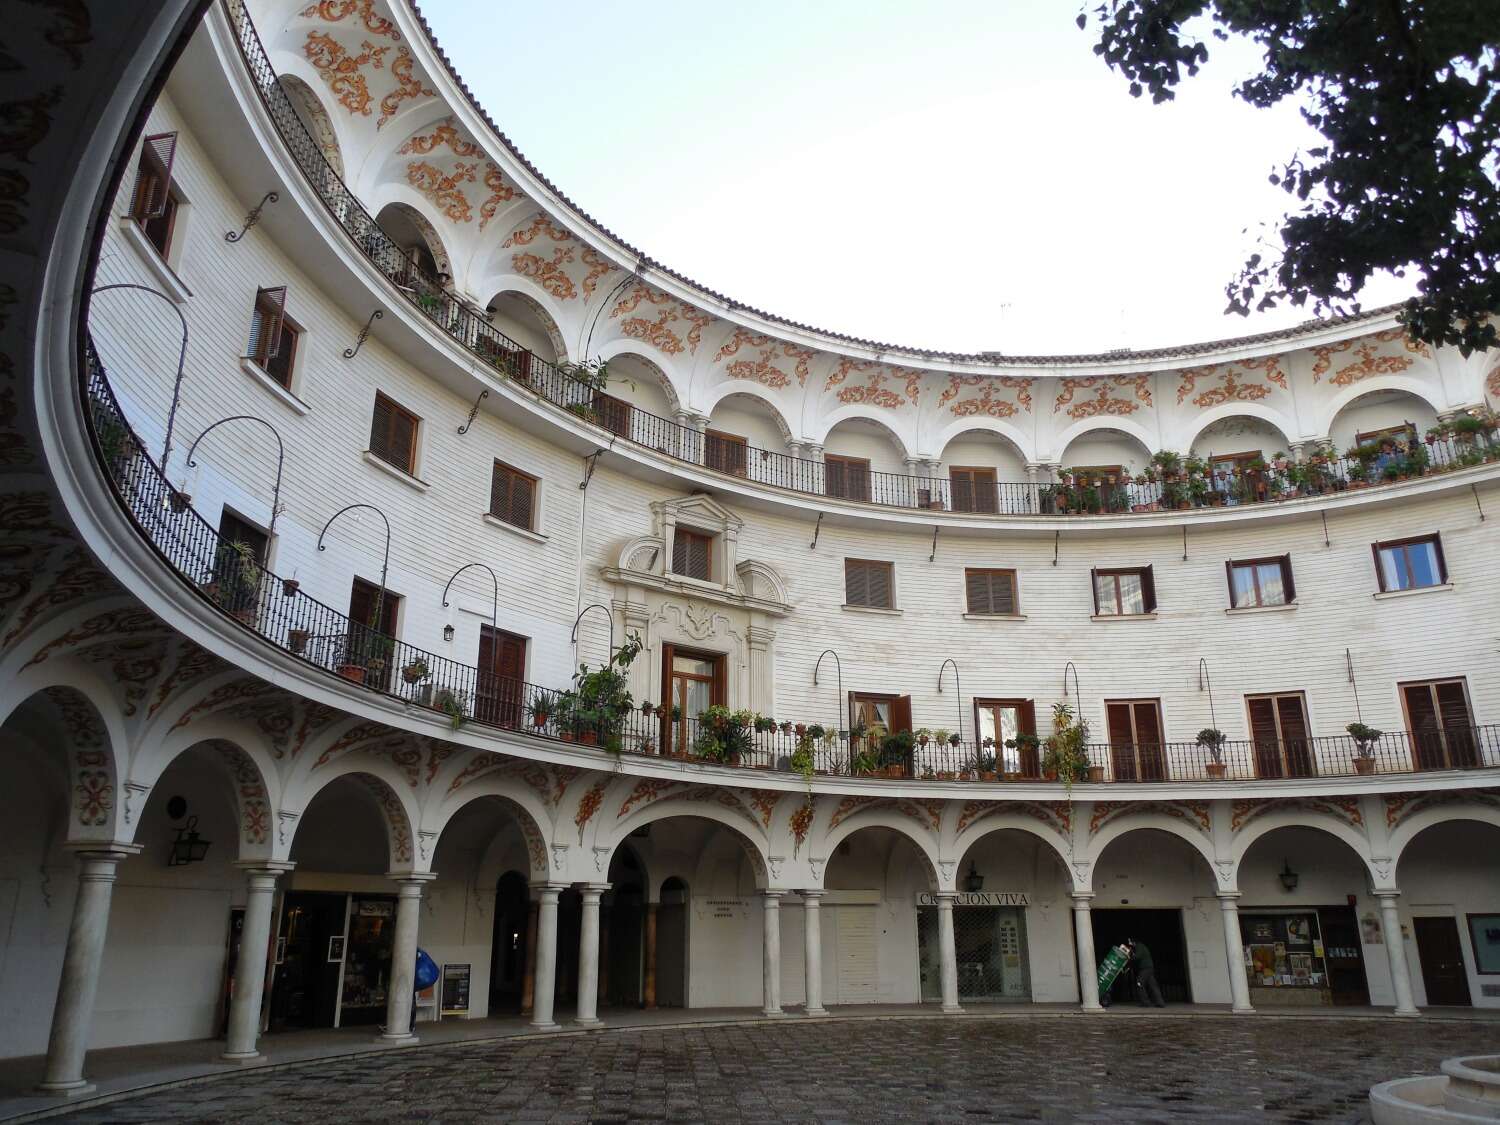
<box><xmin>1058</xmin><ymin>430</ymin><xmax>1151</xmax><ymax>476</ymax></box>
<box><xmin>708</xmin><ymin>397</ymin><xmax>787</xmax><ymax>454</ymax></box>
<box><xmin>1329</xmin><ymin>392</ymin><xmax>1439</xmax><ymax>450</ymax></box>
<box><xmin>822</xmin><ymin>420</ymin><xmax>906</xmax><ymax>475</ymax></box>
<box><xmin>935</xmin><ymin>432</ymin><xmax>1028</xmax><ymax>480</ymax></box>
<box><xmin>1190</xmin><ymin>416</ymin><xmax>1291</xmax><ymax>462</ymax></box>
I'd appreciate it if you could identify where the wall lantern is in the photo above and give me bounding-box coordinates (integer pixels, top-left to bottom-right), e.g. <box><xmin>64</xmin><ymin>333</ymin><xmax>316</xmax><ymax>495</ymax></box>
<box><xmin>964</xmin><ymin>861</ymin><xmax>985</xmax><ymax>894</ymax></box>
<box><xmin>1278</xmin><ymin>859</ymin><xmax>1299</xmax><ymax>893</ymax></box>
<box><xmin>442</xmin><ymin>623</ymin><xmax>454</xmax><ymax>643</ymax></box>
<box><xmin>168</xmin><ymin>815</ymin><xmax>212</xmax><ymax>866</ymax></box>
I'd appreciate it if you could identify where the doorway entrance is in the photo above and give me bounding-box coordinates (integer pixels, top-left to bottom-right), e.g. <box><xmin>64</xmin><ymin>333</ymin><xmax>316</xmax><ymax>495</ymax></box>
<box><xmin>656</xmin><ymin>877</ymin><xmax>689</xmax><ymax>1008</ymax></box>
<box><xmin>489</xmin><ymin>871</ymin><xmax>529</xmax><ymax>1013</ymax></box>
<box><xmin>1414</xmin><ymin>916</ymin><xmax>1473</xmax><ymax>1006</ymax></box>
<box><xmin>661</xmin><ymin>645</ymin><xmax>724</xmax><ymax>755</ymax></box>
<box><xmin>269</xmin><ymin>891</ymin><xmax>346</xmax><ymax>1031</ymax></box>
<box><xmin>918</xmin><ymin>904</ymin><xmax>1031</xmax><ymax>1002</ymax></box>
<box><xmin>1090</xmin><ymin>908</ymin><xmax>1191</xmax><ymax>1004</ymax></box>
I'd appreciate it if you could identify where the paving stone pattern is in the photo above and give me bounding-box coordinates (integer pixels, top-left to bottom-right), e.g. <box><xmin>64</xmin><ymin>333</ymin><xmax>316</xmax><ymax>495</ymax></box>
<box><xmin>52</xmin><ymin>1015</ymin><xmax>1500</xmax><ymax>1123</ymax></box>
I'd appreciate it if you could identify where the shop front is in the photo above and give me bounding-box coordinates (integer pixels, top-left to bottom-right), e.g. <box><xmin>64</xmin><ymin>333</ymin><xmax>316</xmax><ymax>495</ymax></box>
<box><xmin>269</xmin><ymin>891</ymin><xmax>398</xmax><ymax>1030</ymax></box>
<box><xmin>917</xmin><ymin>892</ymin><xmax>1032</xmax><ymax>1003</ymax></box>
<box><xmin>1238</xmin><ymin>906</ymin><xmax>1369</xmax><ymax>1007</ymax></box>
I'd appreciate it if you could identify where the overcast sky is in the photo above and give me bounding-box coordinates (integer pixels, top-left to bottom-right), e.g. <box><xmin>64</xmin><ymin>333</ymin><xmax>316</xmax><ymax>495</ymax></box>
<box><xmin>422</xmin><ymin>1</ymin><xmax>1413</xmax><ymax>355</ymax></box>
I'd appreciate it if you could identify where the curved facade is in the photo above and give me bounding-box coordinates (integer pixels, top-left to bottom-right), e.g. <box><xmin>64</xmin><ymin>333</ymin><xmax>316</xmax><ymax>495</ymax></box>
<box><xmin>4</xmin><ymin>0</ymin><xmax>1500</xmax><ymax>1097</ymax></box>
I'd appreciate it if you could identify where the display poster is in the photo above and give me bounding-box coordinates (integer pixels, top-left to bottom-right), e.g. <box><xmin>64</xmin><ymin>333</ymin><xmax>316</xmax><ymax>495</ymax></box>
<box><xmin>441</xmin><ymin>962</ymin><xmax>471</xmax><ymax>1014</ymax></box>
<box><xmin>1468</xmin><ymin>914</ymin><xmax>1500</xmax><ymax>974</ymax></box>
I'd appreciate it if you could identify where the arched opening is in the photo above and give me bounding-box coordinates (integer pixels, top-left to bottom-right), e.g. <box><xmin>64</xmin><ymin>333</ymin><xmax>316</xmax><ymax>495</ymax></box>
<box><xmin>948</xmin><ymin>828</ymin><xmax>1074</xmax><ymax>1003</ymax></box>
<box><xmin>1396</xmin><ymin>818</ymin><xmax>1500</xmax><ymax>1009</ymax></box>
<box><xmin>593</xmin><ymin>353</ymin><xmax>677</xmax><ymax>446</ymax></box>
<box><xmin>375</xmin><ymin>201</ymin><xmax>450</xmax><ymax>286</ymax></box>
<box><xmin>822</xmin><ymin>417</ymin><xmax>907</xmax><ymax>498</ymax></box>
<box><xmin>1054</xmin><ymin>427</ymin><xmax>1153</xmax><ymax>514</ymax></box>
<box><xmin>705</xmin><ymin>392</ymin><xmax>792</xmax><ymax>480</ymax></box>
<box><xmin>935</xmin><ymin>427</ymin><xmax>1029</xmax><ymax>513</ymax></box>
<box><xmin>274</xmin><ymin>775</ymin><xmax>402</xmax><ymax>1032</ymax></box>
<box><xmin>483</xmin><ymin>289</ymin><xmax>563</xmax><ymax>368</ymax></box>
<box><xmin>1189</xmin><ymin>415</ymin><xmax>1295</xmax><ymax>504</ymax></box>
<box><xmin>278</xmin><ymin>74</ymin><xmax>343</xmax><ymax>178</ymax></box>
<box><xmin>1089</xmin><ymin>827</ymin><xmax>1217</xmax><ymax>1006</ymax></box>
<box><xmin>656</xmin><ymin>876</ymin><xmax>690</xmax><ymax>1008</ymax></box>
<box><xmin>1236</xmin><ymin>824</ymin><xmax>1376</xmax><ymax>1008</ymax></box>
<box><xmin>823</xmin><ymin>824</ymin><xmax>934</xmax><ymax>1006</ymax></box>
<box><xmin>490</xmin><ymin>870</ymin><xmax>530</xmax><ymax>1014</ymax></box>
<box><xmin>1328</xmin><ymin>388</ymin><xmax>1438</xmax><ymax>454</ymax></box>
<box><xmin>601</xmin><ymin>845</ymin><xmax>648</xmax><ymax>1008</ymax></box>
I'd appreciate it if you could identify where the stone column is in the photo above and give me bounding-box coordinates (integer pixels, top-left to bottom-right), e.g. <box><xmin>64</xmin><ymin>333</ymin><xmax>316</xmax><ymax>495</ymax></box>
<box><xmin>761</xmin><ymin>892</ymin><xmax>784</xmax><ymax>1016</ymax></box>
<box><xmin>1217</xmin><ymin>893</ymin><xmax>1254</xmax><ymax>1014</ymax></box>
<box><xmin>575</xmin><ymin>884</ymin><xmax>609</xmax><ymax>1027</ymax></box>
<box><xmin>802</xmin><ymin>891</ymin><xmax>827</xmax><ymax>1016</ymax></box>
<box><xmin>223</xmin><ymin>861</ymin><xmax>295</xmax><ymax>1060</ymax></box>
<box><xmin>936</xmin><ymin>892</ymin><xmax>961</xmax><ymax>1013</ymax></box>
<box><xmin>1071</xmin><ymin>893</ymin><xmax>1103</xmax><ymax>1012</ymax></box>
<box><xmin>38</xmin><ymin>845</ymin><xmax>141</xmax><ymax>1095</ymax></box>
<box><xmin>520</xmin><ymin>898</ymin><xmax>539</xmax><ymax>1016</ymax></box>
<box><xmin>380</xmin><ymin>872</ymin><xmax>435</xmax><ymax>1045</ymax></box>
<box><xmin>643</xmin><ymin>902</ymin><xmax>659</xmax><ymax>1010</ymax></box>
<box><xmin>530</xmin><ymin>884</ymin><xmax>566</xmax><ymax>1030</ymax></box>
<box><xmin>1376</xmin><ymin>892</ymin><xmax>1420</xmax><ymax>1016</ymax></box>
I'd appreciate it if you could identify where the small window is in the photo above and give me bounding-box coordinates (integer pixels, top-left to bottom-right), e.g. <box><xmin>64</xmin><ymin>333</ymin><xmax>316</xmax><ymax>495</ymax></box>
<box><xmin>845</xmin><ymin>558</ymin><xmax>894</xmax><ymax>609</ymax></box>
<box><xmin>369</xmin><ymin>392</ymin><xmax>420</xmax><ymax>475</ymax></box>
<box><xmin>129</xmin><ymin>132</ymin><xmax>179</xmax><ymax>257</ymax></box>
<box><xmin>1227</xmin><ymin>556</ymin><xmax>1294</xmax><ymax>608</ymax></box>
<box><xmin>1092</xmin><ymin>566</ymin><xmax>1155</xmax><ymax>615</ymax></box>
<box><xmin>825</xmin><ymin>454</ymin><xmax>872</xmax><ymax>501</ymax></box>
<box><xmin>672</xmin><ymin>527</ymin><xmax>713</xmax><ymax>581</ymax></box>
<box><xmin>965</xmin><ymin>568</ymin><xmax>1017</xmax><ymax>615</ymax></box>
<box><xmin>705</xmin><ymin>430</ymin><xmax>748</xmax><ymax>477</ymax></box>
<box><xmin>248</xmin><ymin>287</ymin><xmax>299</xmax><ymax>389</ymax></box>
<box><xmin>1373</xmin><ymin>535</ymin><xmax>1446</xmax><ymax>592</ymax></box>
<box><xmin>593</xmin><ymin>392</ymin><xmax>631</xmax><ymax>438</ymax></box>
<box><xmin>950</xmin><ymin>467</ymin><xmax>998</xmax><ymax>514</ymax></box>
<box><xmin>489</xmin><ymin>461</ymin><xmax>537</xmax><ymax>531</ymax></box>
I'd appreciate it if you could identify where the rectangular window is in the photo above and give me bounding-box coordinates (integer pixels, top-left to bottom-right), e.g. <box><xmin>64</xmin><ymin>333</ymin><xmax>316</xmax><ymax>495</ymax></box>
<box><xmin>1246</xmin><ymin>692</ymin><xmax>1314</xmax><ymax>779</ymax></box>
<box><xmin>672</xmin><ymin>527</ymin><xmax>713</xmax><ymax>581</ymax></box>
<box><xmin>369</xmin><ymin>392</ymin><xmax>420</xmax><ymax>475</ymax></box>
<box><xmin>974</xmin><ymin>698</ymin><xmax>1037</xmax><ymax>777</ymax></box>
<box><xmin>825</xmin><ymin>454</ymin><xmax>872</xmax><ymax>502</ymax></box>
<box><xmin>661</xmin><ymin>644</ymin><xmax>725</xmax><ymax>754</ymax></box>
<box><xmin>950</xmin><ymin>467</ymin><xmax>998</xmax><ymax>514</ymax></box>
<box><xmin>476</xmin><ymin>625</ymin><xmax>527</xmax><ymax>727</ymax></box>
<box><xmin>845</xmin><ymin>558</ymin><xmax>894</xmax><ymax>609</ymax></box>
<box><xmin>1356</xmin><ymin>423</ymin><xmax>1417</xmax><ymax>447</ymax></box>
<box><xmin>489</xmin><ymin>461</ymin><xmax>537</xmax><ymax>531</ymax></box>
<box><xmin>705</xmin><ymin>429</ymin><xmax>748</xmax><ymax>477</ymax></box>
<box><xmin>1374</xmin><ymin>534</ymin><xmax>1446</xmax><ymax>591</ymax></box>
<box><xmin>1402</xmin><ymin>678</ymin><xmax>1477</xmax><ymax>770</ymax></box>
<box><xmin>592</xmin><ymin>392</ymin><xmax>632</xmax><ymax>438</ymax></box>
<box><xmin>248</xmin><ymin>287</ymin><xmax>298</xmax><ymax>389</ymax></box>
<box><xmin>849</xmin><ymin>692</ymin><xmax>912</xmax><ymax>775</ymax></box>
<box><xmin>964</xmin><ymin>568</ymin><xmax>1018</xmax><ymax>615</ymax></box>
<box><xmin>211</xmin><ymin>510</ymin><xmax>269</xmax><ymax>619</ymax></box>
<box><xmin>1092</xmin><ymin>566</ymin><xmax>1155</xmax><ymax>615</ymax></box>
<box><xmin>129</xmin><ymin>132</ymin><xmax>178</xmax><ymax>257</ymax></box>
<box><xmin>1105</xmin><ymin>698</ymin><xmax>1165</xmax><ymax>781</ymax></box>
<box><xmin>1227</xmin><ymin>555</ymin><xmax>1294</xmax><ymax>608</ymax></box>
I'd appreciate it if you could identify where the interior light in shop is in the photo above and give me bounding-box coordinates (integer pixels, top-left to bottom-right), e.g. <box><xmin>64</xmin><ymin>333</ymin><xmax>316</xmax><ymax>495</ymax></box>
<box><xmin>443</xmin><ymin>623</ymin><xmax>454</xmax><ymax>642</ymax></box>
<box><xmin>964</xmin><ymin>861</ymin><xmax>984</xmax><ymax>893</ymax></box>
<box><xmin>1279</xmin><ymin>859</ymin><xmax>1299</xmax><ymax>892</ymax></box>
<box><xmin>168</xmin><ymin>815</ymin><xmax>211</xmax><ymax>866</ymax></box>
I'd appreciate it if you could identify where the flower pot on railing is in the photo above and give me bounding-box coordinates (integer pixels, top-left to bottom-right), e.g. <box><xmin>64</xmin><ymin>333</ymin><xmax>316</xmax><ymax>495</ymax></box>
<box><xmin>336</xmin><ymin>663</ymin><xmax>366</xmax><ymax>685</ymax></box>
<box><xmin>170</xmin><ymin>490</ymin><xmax>191</xmax><ymax>513</ymax></box>
<box><xmin>1205</xmin><ymin>762</ymin><xmax>1227</xmax><ymax>779</ymax></box>
<box><xmin>281</xmin><ymin>578</ymin><xmax>300</xmax><ymax>597</ymax></box>
<box><xmin>1086</xmin><ymin>765</ymin><xmax>1105</xmax><ymax>783</ymax></box>
<box><xmin>401</xmin><ymin>660</ymin><xmax>429</xmax><ymax>685</ymax></box>
<box><xmin>287</xmin><ymin>628</ymin><xmax>308</xmax><ymax>654</ymax></box>
<box><xmin>1353</xmin><ymin>757</ymin><xmax>1376</xmax><ymax>775</ymax></box>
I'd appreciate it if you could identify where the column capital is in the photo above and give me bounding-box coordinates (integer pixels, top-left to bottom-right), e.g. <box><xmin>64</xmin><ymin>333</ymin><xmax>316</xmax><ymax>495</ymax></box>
<box><xmin>1373</xmin><ymin>888</ymin><xmax>1403</xmax><ymax>901</ymax></box>
<box><xmin>933</xmin><ymin>891</ymin><xmax>958</xmax><ymax>905</ymax></box>
<box><xmin>800</xmin><ymin>889</ymin><xmax>826</xmax><ymax>901</ymax></box>
<box><xmin>761</xmin><ymin>890</ymin><xmax>785</xmax><ymax>902</ymax></box>
<box><xmin>235</xmin><ymin>860</ymin><xmax>295</xmax><ymax>876</ymax></box>
<box><xmin>580</xmin><ymin>882</ymin><xmax>611</xmax><ymax>898</ymax></box>
<box><xmin>1069</xmin><ymin>892</ymin><xmax>1095</xmax><ymax>905</ymax></box>
<box><xmin>387</xmin><ymin>871</ymin><xmax>438</xmax><ymax>886</ymax></box>
<box><xmin>1215</xmin><ymin>891</ymin><xmax>1242</xmax><ymax>903</ymax></box>
<box><xmin>63</xmin><ymin>842</ymin><xmax>142</xmax><ymax>861</ymax></box>
<box><xmin>536</xmin><ymin>882</ymin><xmax>570</xmax><ymax>902</ymax></box>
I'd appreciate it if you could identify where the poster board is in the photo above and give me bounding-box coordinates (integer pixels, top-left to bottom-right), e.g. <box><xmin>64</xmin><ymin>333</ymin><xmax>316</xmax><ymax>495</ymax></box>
<box><xmin>441</xmin><ymin>962</ymin><xmax>471</xmax><ymax>1016</ymax></box>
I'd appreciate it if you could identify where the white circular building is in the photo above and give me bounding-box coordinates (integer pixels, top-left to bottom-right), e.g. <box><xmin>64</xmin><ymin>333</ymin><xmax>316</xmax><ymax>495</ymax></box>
<box><xmin>4</xmin><ymin>0</ymin><xmax>1500</xmax><ymax>1097</ymax></box>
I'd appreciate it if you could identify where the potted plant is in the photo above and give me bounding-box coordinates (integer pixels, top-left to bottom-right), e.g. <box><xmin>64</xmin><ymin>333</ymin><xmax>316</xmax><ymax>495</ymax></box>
<box><xmin>1197</xmin><ymin>727</ymin><xmax>1228</xmax><ymax>779</ymax></box>
<box><xmin>287</xmin><ymin>627</ymin><xmax>309</xmax><ymax>655</ymax></box>
<box><xmin>968</xmin><ymin>751</ymin><xmax>998</xmax><ymax>782</ymax></box>
<box><xmin>364</xmin><ymin>634</ymin><xmax>394</xmax><ymax>680</ymax></box>
<box><xmin>209</xmin><ymin>539</ymin><xmax>263</xmax><ymax>625</ymax></box>
<box><xmin>789</xmin><ymin>741</ymin><xmax>816</xmax><ymax>789</ymax></box>
<box><xmin>554</xmin><ymin>633</ymin><xmax>643</xmax><ymax>752</ymax></box>
<box><xmin>1042</xmin><ymin>702</ymin><xmax>1092</xmax><ymax>787</ymax></box>
<box><xmin>528</xmin><ymin>698</ymin><xmax>551</xmax><ymax>728</ymax></box>
<box><xmin>879</xmin><ymin>730</ymin><xmax>915</xmax><ymax>778</ymax></box>
<box><xmin>281</xmin><ymin>576</ymin><xmax>300</xmax><ymax>598</ymax></box>
<box><xmin>807</xmin><ymin>724</ymin><xmax>825</xmax><ymax>742</ymax></box>
<box><xmin>434</xmin><ymin>687</ymin><xmax>468</xmax><ymax>731</ymax></box>
<box><xmin>694</xmin><ymin>704</ymin><xmax>752</xmax><ymax>764</ymax></box>
<box><xmin>401</xmin><ymin>657</ymin><xmax>430</xmax><ymax>685</ymax></box>
<box><xmin>336</xmin><ymin>661</ymin><xmax>366</xmax><ymax>685</ymax></box>
<box><xmin>916</xmin><ymin>728</ymin><xmax>931</xmax><ymax>748</ymax></box>
<box><xmin>640</xmin><ymin>700</ymin><xmax>655</xmax><ymax>717</ymax></box>
<box><xmin>1347</xmin><ymin>722</ymin><xmax>1382</xmax><ymax>774</ymax></box>
<box><xmin>753</xmin><ymin>714</ymin><xmax>777</xmax><ymax>734</ymax></box>
<box><xmin>948</xmin><ymin>732</ymin><xmax>962</xmax><ymax>748</ymax></box>
<box><xmin>170</xmin><ymin>489</ymin><xmax>192</xmax><ymax>513</ymax></box>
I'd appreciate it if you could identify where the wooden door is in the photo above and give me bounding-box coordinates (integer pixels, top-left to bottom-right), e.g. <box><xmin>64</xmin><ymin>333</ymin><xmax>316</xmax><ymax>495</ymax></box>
<box><xmin>662</xmin><ymin>645</ymin><xmax>723</xmax><ymax>755</ymax></box>
<box><xmin>705</xmin><ymin>430</ymin><xmax>747</xmax><ymax>477</ymax></box>
<box><xmin>950</xmin><ymin>468</ymin><xmax>998</xmax><ymax>513</ymax></box>
<box><xmin>347</xmin><ymin>578</ymin><xmax>398</xmax><ymax>687</ymax></box>
<box><xmin>1403</xmin><ymin>680</ymin><xmax>1477</xmax><ymax>770</ymax></box>
<box><xmin>1106</xmin><ymin>700</ymin><xmax>1164</xmax><ymax>781</ymax></box>
<box><xmin>477</xmin><ymin>626</ymin><xmax>526</xmax><ymax>727</ymax></box>
<box><xmin>975</xmin><ymin>699</ymin><xmax>1037</xmax><ymax>776</ymax></box>
<box><xmin>1247</xmin><ymin>694</ymin><xmax>1315</xmax><ymax>778</ymax></box>
<box><xmin>593</xmin><ymin>392</ymin><xmax>632</xmax><ymax>438</ymax></box>
<box><xmin>1413</xmin><ymin>916</ymin><xmax>1472</xmax><ymax>1006</ymax></box>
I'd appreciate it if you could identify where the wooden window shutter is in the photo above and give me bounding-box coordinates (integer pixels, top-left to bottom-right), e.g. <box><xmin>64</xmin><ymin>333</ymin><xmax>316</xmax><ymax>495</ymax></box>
<box><xmin>951</xmin><ymin>469</ymin><xmax>974</xmax><ymax>513</ymax></box>
<box><xmin>1247</xmin><ymin>697</ymin><xmax>1278</xmax><ymax>744</ymax></box>
<box><xmin>1141</xmin><ymin>565</ymin><xmax>1157</xmax><ymax>612</ymax></box>
<box><xmin>844</xmin><ymin>559</ymin><xmax>867</xmax><ymax>605</ymax></box>
<box><xmin>1431</xmin><ymin>535</ymin><xmax>1448</xmax><ymax>583</ymax></box>
<box><xmin>964</xmin><ymin>569</ymin><xmax>988</xmax><ymax>614</ymax></box>
<box><xmin>1019</xmin><ymin>700</ymin><xmax>1037</xmax><ymax>736</ymax></box>
<box><xmin>1105</xmin><ymin>702</ymin><xmax>1133</xmax><ymax>745</ymax></box>
<box><xmin>1276</xmin><ymin>696</ymin><xmax>1309</xmax><ymax>741</ymax></box>
<box><xmin>868</xmin><ymin>561</ymin><xmax>892</xmax><ymax>608</ymax></box>
<box><xmin>1435</xmin><ymin>680</ymin><xmax>1472</xmax><ymax>730</ymax></box>
<box><xmin>249</xmin><ymin>286</ymin><xmax>289</xmax><ymax>362</ymax></box>
<box><xmin>825</xmin><ymin>457</ymin><xmax>848</xmax><ymax>498</ymax></box>
<box><xmin>1090</xmin><ymin>568</ymin><xmax>1101</xmax><ymax>615</ymax></box>
<box><xmin>133</xmin><ymin>132</ymin><xmax>178</xmax><ymax>219</ymax></box>
<box><xmin>1404</xmin><ymin>683</ymin><xmax>1439</xmax><ymax>736</ymax></box>
<box><xmin>370</xmin><ymin>393</ymin><xmax>417</xmax><ymax>473</ymax></box>
<box><xmin>1279</xmin><ymin>555</ymin><xmax>1296</xmax><ymax>602</ymax></box>
<box><xmin>672</xmin><ymin>529</ymin><xmax>687</xmax><ymax>576</ymax></box>
<box><xmin>1371</xmin><ymin>541</ymin><xmax>1388</xmax><ymax>591</ymax></box>
<box><xmin>1135</xmin><ymin>701</ymin><xmax>1163</xmax><ymax>745</ymax></box>
<box><xmin>891</xmin><ymin>695</ymin><xmax>913</xmax><ymax>733</ymax></box>
<box><xmin>509</xmin><ymin>471</ymin><xmax>534</xmax><ymax>529</ymax></box>
<box><xmin>1224</xmin><ymin>561</ymin><xmax>1237</xmax><ymax>606</ymax></box>
<box><xmin>673</xmin><ymin>529</ymin><xmax>711</xmax><ymax>581</ymax></box>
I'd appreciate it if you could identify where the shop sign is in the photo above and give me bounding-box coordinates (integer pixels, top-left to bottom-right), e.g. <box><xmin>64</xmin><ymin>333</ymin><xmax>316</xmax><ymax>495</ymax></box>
<box><xmin>915</xmin><ymin>891</ymin><xmax>1030</xmax><ymax>908</ymax></box>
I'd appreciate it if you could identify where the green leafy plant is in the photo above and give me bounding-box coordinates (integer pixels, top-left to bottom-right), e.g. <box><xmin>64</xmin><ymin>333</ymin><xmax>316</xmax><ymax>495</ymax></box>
<box><xmin>753</xmin><ymin>714</ymin><xmax>777</xmax><ymax>734</ymax></box>
<box><xmin>401</xmin><ymin>658</ymin><xmax>430</xmax><ymax>685</ymax></box>
<box><xmin>694</xmin><ymin>704</ymin><xmax>753</xmax><ymax>763</ymax></box>
<box><xmin>789</xmin><ymin>739</ymin><xmax>816</xmax><ymax>789</ymax></box>
<box><xmin>1196</xmin><ymin>727</ymin><xmax>1227</xmax><ymax>765</ymax></box>
<box><xmin>1042</xmin><ymin>702</ymin><xmax>1091</xmax><ymax>787</ymax></box>
<box><xmin>434</xmin><ymin>687</ymin><xmax>468</xmax><ymax>731</ymax></box>
<box><xmin>553</xmin><ymin>633</ymin><xmax>643</xmax><ymax>751</ymax></box>
<box><xmin>1346</xmin><ymin>722</ymin><xmax>1383</xmax><ymax>757</ymax></box>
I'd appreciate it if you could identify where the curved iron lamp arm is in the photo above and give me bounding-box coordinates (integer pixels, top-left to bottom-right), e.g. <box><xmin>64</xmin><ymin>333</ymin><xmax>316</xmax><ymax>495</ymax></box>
<box><xmin>937</xmin><ymin>658</ymin><xmax>962</xmax><ymax>742</ymax></box>
<box><xmin>1197</xmin><ymin>657</ymin><xmax>1218</xmax><ymax>732</ymax></box>
<box><xmin>441</xmin><ymin>562</ymin><xmax>499</xmax><ymax>633</ymax></box>
<box><xmin>571</xmin><ymin>602</ymin><xmax>615</xmax><ymax>658</ymax></box>
<box><xmin>1062</xmin><ymin>661</ymin><xmax>1082</xmax><ymax>720</ymax></box>
<box><xmin>317</xmin><ymin>504</ymin><xmax>392</xmax><ymax>633</ymax></box>
<box><xmin>90</xmin><ymin>283</ymin><xmax>190</xmax><ymax>475</ymax></box>
<box><xmin>813</xmin><ymin>649</ymin><xmax>843</xmax><ymax>733</ymax></box>
<box><xmin>185</xmin><ymin>415</ymin><xmax>286</xmax><ymax>541</ymax></box>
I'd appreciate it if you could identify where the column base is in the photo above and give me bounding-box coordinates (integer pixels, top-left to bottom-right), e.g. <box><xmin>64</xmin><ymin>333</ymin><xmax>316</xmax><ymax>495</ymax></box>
<box><xmin>1230</xmin><ymin>1005</ymin><xmax>1256</xmax><ymax>1014</ymax></box>
<box><xmin>1080</xmin><ymin>1003</ymin><xmax>1105</xmax><ymax>1013</ymax></box>
<box><xmin>35</xmin><ymin>1080</ymin><xmax>96</xmax><ymax>1098</ymax></box>
<box><xmin>528</xmin><ymin>1020</ymin><xmax>560</xmax><ymax>1031</ymax></box>
<box><xmin>375</xmin><ymin>1033</ymin><xmax>419</xmax><ymax>1046</ymax></box>
<box><xmin>804</xmin><ymin>1006</ymin><xmax>829</xmax><ymax>1017</ymax></box>
<box><xmin>573</xmin><ymin>1017</ymin><xmax>603</xmax><ymax>1028</ymax></box>
<box><xmin>1392</xmin><ymin>1007</ymin><xmax>1422</xmax><ymax>1017</ymax></box>
<box><xmin>940</xmin><ymin>1004</ymin><xmax>964</xmax><ymax>1014</ymax></box>
<box><xmin>220</xmin><ymin>1049</ymin><xmax>265</xmax><ymax>1063</ymax></box>
<box><xmin>761</xmin><ymin>1008</ymin><xmax>786</xmax><ymax>1018</ymax></box>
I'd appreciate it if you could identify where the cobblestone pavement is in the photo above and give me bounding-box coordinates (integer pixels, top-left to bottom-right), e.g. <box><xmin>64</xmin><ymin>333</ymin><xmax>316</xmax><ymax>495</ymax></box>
<box><xmin>50</xmin><ymin>1015</ymin><xmax>1500</xmax><ymax>1123</ymax></box>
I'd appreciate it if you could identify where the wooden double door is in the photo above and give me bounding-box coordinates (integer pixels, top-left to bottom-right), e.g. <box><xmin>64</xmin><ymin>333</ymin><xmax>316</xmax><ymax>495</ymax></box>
<box><xmin>476</xmin><ymin>625</ymin><xmax>527</xmax><ymax>727</ymax></box>
<box><xmin>1413</xmin><ymin>916</ymin><xmax>1473</xmax><ymax>1006</ymax></box>
<box><xmin>1106</xmin><ymin>700</ymin><xmax>1165</xmax><ymax>781</ymax></box>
